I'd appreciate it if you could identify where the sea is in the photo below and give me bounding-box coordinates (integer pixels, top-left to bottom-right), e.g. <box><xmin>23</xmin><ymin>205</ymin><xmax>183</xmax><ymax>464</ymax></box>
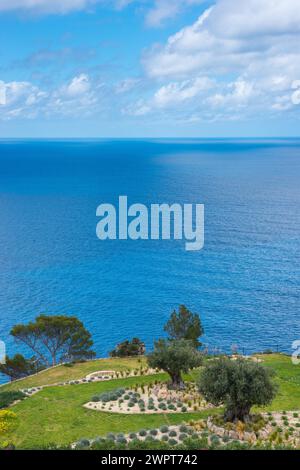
<box><xmin>0</xmin><ymin>139</ymin><xmax>299</xmax><ymax>383</ymax></box>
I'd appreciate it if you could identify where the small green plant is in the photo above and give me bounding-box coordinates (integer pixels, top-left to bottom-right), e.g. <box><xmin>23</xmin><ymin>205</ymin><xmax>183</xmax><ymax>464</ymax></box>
<box><xmin>168</xmin><ymin>439</ymin><xmax>177</xmax><ymax>446</ymax></box>
<box><xmin>160</xmin><ymin>425</ymin><xmax>169</xmax><ymax>433</ymax></box>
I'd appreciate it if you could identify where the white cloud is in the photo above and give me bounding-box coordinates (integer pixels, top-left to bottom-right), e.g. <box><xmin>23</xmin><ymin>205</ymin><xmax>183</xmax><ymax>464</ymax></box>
<box><xmin>144</xmin><ymin>0</ymin><xmax>300</xmax><ymax>79</ymax></box>
<box><xmin>0</xmin><ymin>81</ymin><xmax>6</xmax><ymax>105</ymax></box>
<box><xmin>207</xmin><ymin>80</ymin><xmax>256</xmax><ymax>108</ymax></box>
<box><xmin>0</xmin><ymin>0</ymin><xmax>96</xmax><ymax>14</ymax></box>
<box><xmin>122</xmin><ymin>99</ymin><xmax>151</xmax><ymax>116</ymax></box>
<box><xmin>63</xmin><ymin>74</ymin><xmax>91</xmax><ymax>97</ymax></box>
<box><xmin>154</xmin><ymin>77</ymin><xmax>212</xmax><ymax>107</ymax></box>
<box><xmin>207</xmin><ymin>0</ymin><xmax>300</xmax><ymax>38</ymax></box>
<box><xmin>0</xmin><ymin>74</ymin><xmax>103</xmax><ymax>120</ymax></box>
<box><xmin>141</xmin><ymin>0</ymin><xmax>300</xmax><ymax>119</ymax></box>
<box><xmin>0</xmin><ymin>0</ymin><xmax>132</xmax><ymax>14</ymax></box>
<box><xmin>115</xmin><ymin>78</ymin><xmax>140</xmax><ymax>94</ymax></box>
<box><xmin>0</xmin><ymin>79</ymin><xmax>49</xmax><ymax>119</ymax></box>
<box><xmin>145</xmin><ymin>0</ymin><xmax>205</xmax><ymax>28</ymax></box>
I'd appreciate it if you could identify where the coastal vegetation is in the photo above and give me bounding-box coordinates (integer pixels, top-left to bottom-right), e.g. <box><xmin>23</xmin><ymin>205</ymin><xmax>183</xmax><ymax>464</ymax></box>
<box><xmin>148</xmin><ymin>339</ymin><xmax>202</xmax><ymax>390</ymax></box>
<box><xmin>164</xmin><ymin>305</ymin><xmax>204</xmax><ymax>348</ymax></box>
<box><xmin>0</xmin><ymin>354</ymin><xmax>299</xmax><ymax>449</ymax></box>
<box><xmin>0</xmin><ymin>307</ymin><xmax>299</xmax><ymax>450</ymax></box>
<box><xmin>109</xmin><ymin>338</ymin><xmax>145</xmax><ymax>357</ymax></box>
<box><xmin>0</xmin><ymin>315</ymin><xmax>95</xmax><ymax>381</ymax></box>
<box><xmin>198</xmin><ymin>358</ymin><xmax>277</xmax><ymax>422</ymax></box>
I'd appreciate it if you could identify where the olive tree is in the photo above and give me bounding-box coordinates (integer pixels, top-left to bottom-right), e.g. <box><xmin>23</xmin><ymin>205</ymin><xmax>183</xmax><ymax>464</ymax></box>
<box><xmin>198</xmin><ymin>358</ymin><xmax>277</xmax><ymax>422</ymax></box>
<box><xmin>148</xmin><ymin>339</ymin><xmax>202</xmax><ymax>389</ymax></box>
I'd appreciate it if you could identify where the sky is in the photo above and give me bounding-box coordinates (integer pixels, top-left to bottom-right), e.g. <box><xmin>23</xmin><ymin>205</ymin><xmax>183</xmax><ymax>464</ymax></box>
<box><xmin>0</xmin><ymin>0</ymin><xmax>300</xmax><ymax>138</ymax></box>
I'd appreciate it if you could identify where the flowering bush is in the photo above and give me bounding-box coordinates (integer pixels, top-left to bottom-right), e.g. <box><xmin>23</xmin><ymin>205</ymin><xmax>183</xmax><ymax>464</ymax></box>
<box><xmin>0</xmin><ymin>410</ymin><xmax>18</xmax><ymax>434</ymax></box>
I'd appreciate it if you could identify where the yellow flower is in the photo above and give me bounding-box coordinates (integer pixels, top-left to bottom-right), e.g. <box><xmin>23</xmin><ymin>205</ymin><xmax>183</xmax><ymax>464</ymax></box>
<box><xmin>0</xmin><ymin>410</ymin><xmax>18</xmax><ymax>435</ymax></box>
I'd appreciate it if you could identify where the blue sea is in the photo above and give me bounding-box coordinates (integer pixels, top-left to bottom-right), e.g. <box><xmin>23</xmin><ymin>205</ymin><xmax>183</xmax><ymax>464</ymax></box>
<box><xmin>0</xmin><ymin>139</ymin><xmax>299</xmax><ymax>382</ymax></box>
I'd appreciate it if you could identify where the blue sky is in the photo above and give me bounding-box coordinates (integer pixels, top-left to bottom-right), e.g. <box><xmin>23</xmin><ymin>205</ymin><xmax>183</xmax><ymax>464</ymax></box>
<box><xmin>0</xmin><ymin>0</ymin><xmax>300</xmax><ymax>137</ymax></box>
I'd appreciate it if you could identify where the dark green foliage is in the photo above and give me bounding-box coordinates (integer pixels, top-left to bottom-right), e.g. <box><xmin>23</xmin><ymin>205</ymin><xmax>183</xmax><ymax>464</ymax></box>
<box><xmin>198</xmin><ymin>358</ymin><xmax>277</xmax><ymax>422</ymax></box>
<box><xmin>109</xmin><ymin>338</ymin><xmax>145</xmax><ymax>357</ymax></box>
<box><xmin>91</xmin><ymin>387</ymin><xmax>125</xmax><ymax>403</ymax></box>
<box><xmin>164</xmin><ymin>305</ymin><xmax>204</xmax><ymax>348</ymax></box>
<box><xmin>160</xmin><ymin>425</ymin><xmax>169</xmax><ymax>433</ymax></box>
<box><xmin>0</xmin><ymin>354</ymin><xmax>43</xmax><ymax>381</ymax></box>
<box><xmin>10</xmin><ymin>315</ymin><xmax>95</xmax><ymax>367</ymax></box>
<box><xmin>148</xmin><ymin>339</ymin><xmax>202</xmax><ymax>389</ymax></box>
<box><xmin>0</xmin><ymin>390</ymin><xmax>26</xmax><ymax>408</ymax></box>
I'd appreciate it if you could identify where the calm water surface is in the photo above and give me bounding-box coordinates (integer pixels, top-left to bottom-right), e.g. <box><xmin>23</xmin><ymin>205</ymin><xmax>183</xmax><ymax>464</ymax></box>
<box><xmin>0</xmin><ymin>139</ymin><xmax>299</xmax><ymax>381</ymax></box>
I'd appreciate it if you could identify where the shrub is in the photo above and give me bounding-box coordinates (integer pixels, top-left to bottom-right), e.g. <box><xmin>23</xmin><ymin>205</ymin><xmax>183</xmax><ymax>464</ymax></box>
<box><xmin>91</xmin><ymin>395</ymin><xmax>100</xmax><ymax>402</ymax></box>
<box><xmin>179</xmin><ymin>433</ymin><xmax>188</xmax><ymax>441</ymax></box>
<box><xmin>129</xmin><ymin>433</ymin><xmax>137</xmax><ymax>439</ymax></box>
<box><xmin>77</xmin><ymin>439</ymin><xmax>90</xmax><ymax>448</ymax></box>
<box><xmin>179</xmin><ymin>425</ymin><xmax>189</xmax><ymax>433</ymax></box>
<box><xmin>116</xmin><ymin>437</ymin><xmax>127</xmax><ymax>444</ymax></box>
<box><xmin>0</xmin><ymin>391</ymin><xmax>26</xmax><ymax>409</ymax></box>
<box><xmin>160</xmin><ymin>425</ymin><xmax>169</xmax><ymax>433</ymax></box>
<box><xmin>169</xmin><ymin>430</ymin><xmax>177</xmax><ymax>437</ymax></box>
<box><xmin>168</xmin><ymin>439</ymin><xmax>178</xmax><ymax>446</ymax></box>
<box><xmin>150</xmin><ymin>429</ymin><xmax>158</xmax><ymax>436</ymax></box>
<box><xmin>106</xmin><ymin>433</ymin><xmax>116</xmax><ymax>441</ymax></box>
<box><xmin>139</xmin><ymin>429</ymin><xmax>147</xmax><ymax>437</ymax></box>
<box><xmin>0</xmin><ymin>410</ymin><xmax>18</xmax><ymax>435</ymax></box>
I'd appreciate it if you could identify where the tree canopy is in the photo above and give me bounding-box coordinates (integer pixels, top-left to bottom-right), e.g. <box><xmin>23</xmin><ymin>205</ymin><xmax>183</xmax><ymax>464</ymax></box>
<box><xmin>0</xmin><ymin>354</ymin><xmax>42</xmax><ymax>381</ymax></box>
<box><xmin>109</xmin><ymin>338</ymin><xmax>145</xmax><ymax>357</ymax></box>
<box><xmin>148</xmin><ymin>339</ymin><xmax>202</xmax><ymax>389</ymax></box>
<box><xmin>164</xmin><ymin>305</ymin><xmax>204</xmax><ymax>348</ymax></box>
<box><xmin>10</xmin><ymin>315</ymin><xmax>95</xmax><ymax>367</ymax></box>
<box><xmin>198</xmin><ymin>358</ymin><xmax>277</xmax><ymax>422</ymax></box>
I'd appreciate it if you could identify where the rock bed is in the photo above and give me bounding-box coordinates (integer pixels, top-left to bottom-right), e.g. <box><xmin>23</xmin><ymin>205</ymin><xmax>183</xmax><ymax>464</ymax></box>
<box><xmin>73</xmin><ymin>424</ymin><xmax>196</xmax><ymax>449</ymax></box>
<box><xmin>205</xmin><ymin>411</ymin><xmax>300</xmax><ymax>448</ymax></box>
<box><xmin>84</xmin><ymin>383</ymin><xmax>213</xmax><ymax>414</ymax></box>
<box><xmin>20</xmin><ymin>368</ymin><xmax>160</xmax><ymax>397</ymax></box>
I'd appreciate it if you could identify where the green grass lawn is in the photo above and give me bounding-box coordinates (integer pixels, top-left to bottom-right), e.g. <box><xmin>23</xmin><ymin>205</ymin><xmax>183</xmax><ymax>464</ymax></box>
<box><xmin>1</xmin><ymin>374</ymin><xmax>216</xmax><ymax>449</ymax></box>
<box><xmin>1</xmin><ymin>353</ymin><xmax>299</xmax><ymax>449</ymax></box>
<box><xmin>0</xmin><ymin>356</ymin><xmax>148</xmax><ymax>393</ymax></box>
<box><xmin>254</xmin><ymin>354</ymin><xmax>300</xmax><ymax>411</ymax></box>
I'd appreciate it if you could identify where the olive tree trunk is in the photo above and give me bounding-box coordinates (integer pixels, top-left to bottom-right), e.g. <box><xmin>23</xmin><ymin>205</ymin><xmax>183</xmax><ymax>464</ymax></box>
<box><xmin>169</xmin><ymin>371</ymin><xmax>185</xmax><ymax>390</ymax></box>
<box><xmin>225</xmin><ymin>405</ymin><xmax>251</xmax><ymax>423</ymax></box>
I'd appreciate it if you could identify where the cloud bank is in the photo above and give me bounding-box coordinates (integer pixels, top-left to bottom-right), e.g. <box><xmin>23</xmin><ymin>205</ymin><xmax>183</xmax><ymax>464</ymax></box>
<box><xmin>137</xmin><ymin>0</ymin><xmax>300</xmax><ymax>119</ymax></box>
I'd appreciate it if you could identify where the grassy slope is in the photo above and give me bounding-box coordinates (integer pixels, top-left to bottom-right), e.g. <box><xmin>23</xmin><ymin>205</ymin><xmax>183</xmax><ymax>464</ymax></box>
<box><xmin>1</xmin><ymin>354</ymin><xmax>299</xmax><ymax>449</ymax></box>
<box><xmin>0</xmin><ymin>357</ymin><xmax>147</xmax><ymax>392</ymax></box>
<box><xmin>255</xmin><ymin>354</ymin><xmax>300</xmax><ymax>411</ymax></box>
<box><xmin>3</xmin><ymin>374</ymin><xmax>216</xmax><ymax>449</ymax></box>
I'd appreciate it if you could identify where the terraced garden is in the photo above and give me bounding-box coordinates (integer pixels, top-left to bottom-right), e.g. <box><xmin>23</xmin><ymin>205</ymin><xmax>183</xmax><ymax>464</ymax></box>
<box><xmin>0</xmin><ymin>354</ymin><xmax>300</xmax><ymax>449</ymax></box>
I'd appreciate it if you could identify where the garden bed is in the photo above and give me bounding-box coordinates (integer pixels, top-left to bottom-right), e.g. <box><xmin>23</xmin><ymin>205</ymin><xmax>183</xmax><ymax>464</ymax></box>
<box><xmin>84</xmin><ymin>382</ymin><xmax>214</xmax><ymax>414</ymax></box>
